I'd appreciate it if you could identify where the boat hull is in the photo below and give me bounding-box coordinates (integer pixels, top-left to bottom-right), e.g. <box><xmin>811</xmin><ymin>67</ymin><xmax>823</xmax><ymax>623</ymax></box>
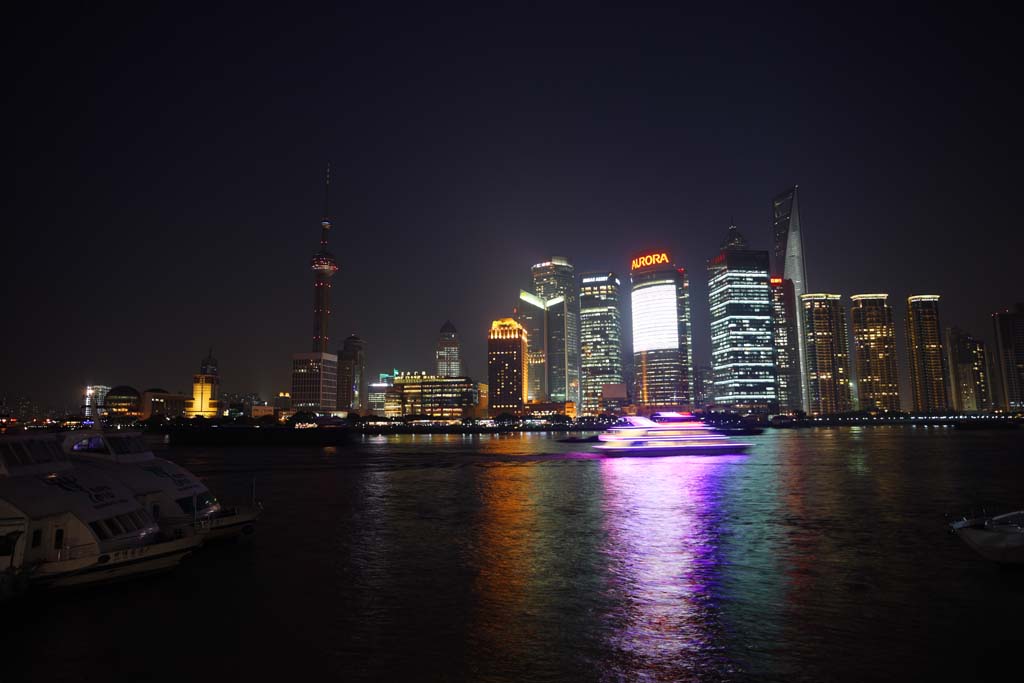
<box><xmin>32</xmin><ymin>535</ymin><xmax>202</xmax><ymax>588</ymax></box>
<box><xmin>954</xmin><ymin>528</ymin><xmax>1024</xmax><ymax>565</ymax></box>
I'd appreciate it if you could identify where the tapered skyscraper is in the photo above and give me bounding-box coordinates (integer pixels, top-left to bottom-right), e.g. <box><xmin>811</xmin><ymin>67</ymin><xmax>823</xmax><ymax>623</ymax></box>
<box><xmin>771</xmin><ymin>187</ymin><xmax>809</xmax><ymax>411</ymax></box>
<box><xmin>311</xmin><ymin>167</ymin><xmax>340</xmax><ymax>353</ymax></box>
<box><xmin>850</xmin><ymin>294</ymin><xmax>901</xmax><ymax>412</ymax></box>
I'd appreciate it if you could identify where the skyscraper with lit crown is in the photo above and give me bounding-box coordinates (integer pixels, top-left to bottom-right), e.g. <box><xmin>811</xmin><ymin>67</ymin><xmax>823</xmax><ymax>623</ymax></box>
<box><xmin>436</xmin><ymin>321</ymin><xmax>462</xmax><ymax>377</ymax></box>
<box><xmin>800</xmin><ymin>294</ymin><xmax>852</xmax><ymax>415</ymax></box>
<box><xmin>906</xmin><ymin>295</ymin><xmax>948</xmax><ymax>413</ymax></box>
<box><xmin>630</xmin><ymin>249</ymin><xmax>693</xmax><ymax>409</ymax></box>
<box><xmin>186</xmin><ymin>348</ymin><xmax>221</xmax><ymax>418</ymax></box>
<box><xmin>487</xmin><ymin>318</ymin><xmax>529</xmax><ymax>416</ymax></box>
<box><xmin>850</xmin><ymin>294</ymin><xmax>901</xmax><ymax>412</ymax></box>
<box><xmin>530</xmin><ymin>257</ymin><xmax>580</xmax><ymax>406</ymax></box>
<box><xmin>291</xmin><ymin>165</ymin><xmax>339</xmax><ymax>412</ymax></box>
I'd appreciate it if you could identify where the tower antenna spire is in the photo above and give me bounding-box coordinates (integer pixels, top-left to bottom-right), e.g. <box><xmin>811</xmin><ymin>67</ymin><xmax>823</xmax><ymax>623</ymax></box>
<box><xmin>324</xmin><ymin>161</ymin><xmax>331</xmax><ymax>220</ymax></box>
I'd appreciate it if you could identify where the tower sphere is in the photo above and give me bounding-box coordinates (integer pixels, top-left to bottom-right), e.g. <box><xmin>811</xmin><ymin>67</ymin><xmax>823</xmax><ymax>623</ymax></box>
<box><xmin>311</xmin><ymin>251</ymin><xmax>339</xmax><ymax>275</ymax></box>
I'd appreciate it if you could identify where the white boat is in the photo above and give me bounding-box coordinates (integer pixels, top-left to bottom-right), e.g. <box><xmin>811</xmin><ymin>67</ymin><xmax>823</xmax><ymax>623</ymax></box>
<box><xmin>595</xmin><ymin>413</ymin><xmax>752</xmax><ymax>456</ymax></box>
<box><xmin>0</xmin><ymin>434</ymin><xmax>201</xmax><ymax>591</ymax></box>
<box><xmin>950</xmin><ymin>511</ymin><xmax>1024</xmax><ymax>564</ymax></box>
<box><xmin>61</xmin><ymin>431</ymin><xmax>260</xmax><ymax>542</ymax></box>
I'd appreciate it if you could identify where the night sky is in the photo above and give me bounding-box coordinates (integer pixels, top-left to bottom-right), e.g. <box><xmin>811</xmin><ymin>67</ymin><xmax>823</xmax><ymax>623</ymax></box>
<box><xmin>6</xmin><ymin>4</ymin><xmax>1022</xmax><ymax>410</ymax></box>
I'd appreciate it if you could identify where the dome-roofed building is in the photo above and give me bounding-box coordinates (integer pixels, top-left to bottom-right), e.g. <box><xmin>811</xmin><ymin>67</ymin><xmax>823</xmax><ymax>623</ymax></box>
<box><xmin>105</xmin><ymin>386</ymin><xmax>142</xmax><ymax>417</ymax></box>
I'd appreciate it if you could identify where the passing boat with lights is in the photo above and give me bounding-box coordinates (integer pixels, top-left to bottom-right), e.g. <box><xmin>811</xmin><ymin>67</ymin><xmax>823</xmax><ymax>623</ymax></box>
<box><xmin>0</xmin><ymin>433</ymin><xmax>201</xmax><ymax>591</ymax></box>
<box><xmin>595</xmin><ymin>412</ymin><xmax>752</xmax><ymax>456</ymax></box>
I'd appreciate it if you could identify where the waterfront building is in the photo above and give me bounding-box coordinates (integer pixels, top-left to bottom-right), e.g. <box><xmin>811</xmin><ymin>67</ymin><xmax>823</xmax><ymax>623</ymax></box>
<box><xmin>291</xmin><ymin>352</ymin><xmax>338</xmax><ymax>412</ymax></box>
<box><xmin>391</xmin><ymin>372</ymin><xmax>480</xmax><ymax>419</ymax></box>
<box><xmin>849</xmin><ymin>294</ymin><xmax>901</xmax><ymax>412</ymax></box>
<box><xmin>487</xmin><ymin>318</ymin><xmax>529</xmax><ymax>416</ymax></box>
<box><xmin>692</xmin><ymin>365</ymin><xmax>714</xmax><ymax>410</ymax></box>
<box><xmin>906</xmin><ymin>295</ymin><xmax>949</xmax><ymax>413</ymax></box>
<box><xmin>140</xmin><ymin>389</ymin><xmax>188</xmax><ymax>420</ymax></box>
<box><xmin>707</xmin><ymin>226</ymin><xmax>775</xmax><ymax>415</ymax></box>
<box><xmin>800</xmin><ymin>294</ymin><xmax>853</xmax><ymax>415</ymax></box>
<box><xmin>770</xmin><ymin>276</ymin><xmax>801</xmax><ymax>414</ymax></box>
<box><xmin>105</xmin><ymin>385</ymin><xmax>142</xmax><ymax>418</ymax></box>
<box><xmin>367</xmin><ymin>378</ymin><xmax>391</xmax><ymax>416</ymax></box>
<box><xmin>771</xmin><ymin>186</ymin><xmax>810</xmax><ymax>411</ymax></box>
<box><xmin>82</xmin><ymin>385</ymin><xmax>111</xmax><ymax>418</ymax></box>
<box><xmin>274</xmin><ymin>392</ymin><xmax>292</xmax><ymax>411</ymax></box>
<box><xmin>337</xmin><ymin>334</ymin><xmax>367</xmax><ymax>412</ymax></box>
<box><xmin>630</xmin><ymin>249</ymin><xmax>693</xmax><ymax>409</ymax></box>
<box><xmin>186</xmin><ymin>349</ymin><xmax>221</xmax><ymax>418</ymax></box>
<box><xmin>992</xmin><ymin>303</ymin><xmax>1024</xmax><ymax>410</ymax></box>
<box><xmin>530</xmin><ymin>257</ymin><xmax>580</xmax><ymax>406</ymax></box>
<box><xmin>291</xmin><ymin>166</ymin><xmax>340</xmax><ymax>413</ymax></box>
<box><xmin>578</xmin><ymin>272</ymin><xmax>623</xmax><ymax>416</ymax></box>
<box><xmin>436</xmin><ymin>321</ymin><xmax>463</xmax><ymax>377</ymax></box>
<box><xmin>945</xmin><ymin>327</ymin><xmax>992</xmax><ymax>412</ymax></box>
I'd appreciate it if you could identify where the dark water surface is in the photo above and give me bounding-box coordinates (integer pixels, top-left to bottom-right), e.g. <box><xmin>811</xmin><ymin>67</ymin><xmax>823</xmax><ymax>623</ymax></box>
<box><xmin>5</xmin><ymin>428</ymin><xmax>1024</xmax><ymax>681</ymax></box>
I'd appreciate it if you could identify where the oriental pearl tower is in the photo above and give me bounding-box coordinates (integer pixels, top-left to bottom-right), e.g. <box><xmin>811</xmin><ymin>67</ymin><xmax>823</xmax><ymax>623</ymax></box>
<box><xmin>311</xmin><ymin>164</ymin><xmax>339</xmax><ymax>352</ymax></box>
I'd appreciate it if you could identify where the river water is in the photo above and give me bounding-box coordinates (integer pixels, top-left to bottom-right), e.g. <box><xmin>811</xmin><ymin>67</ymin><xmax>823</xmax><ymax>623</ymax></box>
<box><xmin>5</xmin><ymin>427</ymin><xmax>1024</xmax><ymax>681</ymax></box>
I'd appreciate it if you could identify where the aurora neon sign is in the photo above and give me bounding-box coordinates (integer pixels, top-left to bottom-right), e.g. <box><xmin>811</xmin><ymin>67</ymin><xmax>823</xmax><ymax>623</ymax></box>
<box><xmin>631</xmin><ymin>252</ymin><xmax>670</xmax><ymax>270</ymax></box>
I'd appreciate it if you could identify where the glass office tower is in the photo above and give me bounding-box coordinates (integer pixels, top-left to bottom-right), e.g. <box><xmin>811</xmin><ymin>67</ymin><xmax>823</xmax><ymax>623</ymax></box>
<box><xmin>630</xmin><ymin>250</ymin><xmax>693</xmax><ymax>408</ymax></box>
<box><xmin>770</xmin><ymin>277</ymin><xmax>801</xmax><ymax>414</ymax></box>
<box><xmin>530</xmin><ymin>257</ymin><xmax>580</xmax><ymax>406</ymax></box>
<box><xmin>579</xmin><ymin>272</ymin><xmax>623</xmax><ymax>416</ymax></box>
<box><xmin>706</xmin><ymin>226</ymin><xmax>775</xmax><ymax>414</ymax></box>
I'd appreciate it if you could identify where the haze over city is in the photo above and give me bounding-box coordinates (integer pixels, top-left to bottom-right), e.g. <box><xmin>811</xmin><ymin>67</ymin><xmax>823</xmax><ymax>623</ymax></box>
<box><xmin>6</xmin><ymin>4</ymin><xmax>1021</xmax><ymax>410</ymax></box>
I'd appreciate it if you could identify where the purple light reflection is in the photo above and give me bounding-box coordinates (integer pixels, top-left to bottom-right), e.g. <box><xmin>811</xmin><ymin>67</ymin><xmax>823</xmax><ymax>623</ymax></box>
<box><xmin>599</xmin><ymin>455</ymin><xmax>743</xmax><ymax>676</ymax></box>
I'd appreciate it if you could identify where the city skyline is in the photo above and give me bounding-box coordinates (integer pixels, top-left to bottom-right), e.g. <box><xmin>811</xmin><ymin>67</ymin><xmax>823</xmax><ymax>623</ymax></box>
<box><xmin>5</xmin><ymin>7</ymin><xmax>1022</xmax><ymax>408</ymax></box>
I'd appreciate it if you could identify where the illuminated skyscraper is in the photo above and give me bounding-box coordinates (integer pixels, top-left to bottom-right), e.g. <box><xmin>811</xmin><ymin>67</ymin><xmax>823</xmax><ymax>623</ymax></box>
<box><xmin>530</xmin><ymin>257</ymin><xmax>580</xmax><ymax>406</ymax></box>
<box><xmin>487</xmin><ymin>318</ymin><xmax>529</xmax><ymax>416</ymax></box>
<box><xmin>800</xmin><ymin>294</ymin><xmax>852</xmax><ymax>415</ymax></box>
<box><xmin>291</xmin><ymin>165</ymin><xmax>340</xmax><ymax>412</ymax></box>
<box><xmin>706</xmin><ymin>226</ymin><xmax>775</xmax><ymax>414</ymax></box>
<box><xmin>436</xmin><ymin>321</ymin><xmax>463</xmax><ymax>377</ymax></box>
<box><xmin>337</xmin><ymin>334</ymin><xmax>367</xmax><ymax>412</ymax></box>
<box><xmin>849</xmin><ymin>294</ymin><xmax>901</xmax><ymax>412</ymax></box>
<box><xmin>906</xmin><ymin>295</ymin><xmax>949</xmax><ymax>413</ymax></box>
<box><xmin>578</xmin><ymin>272</ymin><xmax>623</xmax><ymax>416</ymax></box>
<box><xmin>514</xmin><ymin>292</ymin><xmax>547</xmax><ymax>401</ymax></box>
<box><xmin>82</xmin><ymin>384</ymin><xmax>111</xmax><ymax>418</ymax></box>
<box><xmin>945</xmin><ymin>327</ymin><xmax>991</xmax><ymax>412</ymax></box>
<box><xmin>991</xmin><ymin>303</ymin><xmax>1024</xmax><ymax>411</ymax></box>
<box><xmin>186</xmin><ymin>349</ymin><xmax>220</xmax><ymax>418</ymax></box>
<box><xmin>770</xmin><ymin>277</ymin><xmax>801</xmax><ymax>414</ymax></box>
<box><xmin>630</xmin><ymin>250</ymin><xmax>693</xmax><ymax>408</ymax></box>
<box><xmin>515</xmin><ymin>290</ymin><xmax>574</xmax><ymax>403</ymax></box>
<box><xmin>771</xmin><ymin>186</ymin><xmax>809</xmax><ymax>410</ymax></box>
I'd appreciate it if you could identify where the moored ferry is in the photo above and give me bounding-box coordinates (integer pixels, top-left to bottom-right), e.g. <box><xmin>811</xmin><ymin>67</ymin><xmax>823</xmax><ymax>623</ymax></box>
<box><xmin>61</xmin><ymin>431</ymin><xmax>260</xmax><ymax>542</ymax></box>
<box><xmin>596</xmin><ymin>412</ymin><xmax>752</xmax><ymax>456</ymax></box>
<box><xmin>0</xmin><ymin>434</ymin><xmax>201</xmax><ymax>592</ymax></box>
